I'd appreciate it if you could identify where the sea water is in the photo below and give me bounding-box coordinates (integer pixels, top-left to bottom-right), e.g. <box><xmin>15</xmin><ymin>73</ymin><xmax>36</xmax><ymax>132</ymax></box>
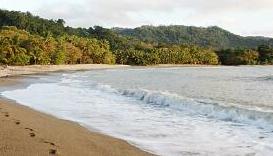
<box><xmin>2</xmin><ymin>66</ymin><xmax>273</xmax><ymax>156</ymax></box>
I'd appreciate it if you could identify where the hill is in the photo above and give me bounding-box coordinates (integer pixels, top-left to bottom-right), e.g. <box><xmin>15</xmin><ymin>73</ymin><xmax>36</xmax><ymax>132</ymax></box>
<box><xmin>113</xmin><ymin>25</ymin><xmax>273</xmax><ymax>49</ymax></box>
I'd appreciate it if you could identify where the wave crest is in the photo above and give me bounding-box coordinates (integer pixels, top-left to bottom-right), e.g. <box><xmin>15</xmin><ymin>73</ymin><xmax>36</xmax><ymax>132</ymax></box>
<box><xmin>96</xmin><ymin>84</ymin><xmax>273</xmax><ymax>129</ymax></box>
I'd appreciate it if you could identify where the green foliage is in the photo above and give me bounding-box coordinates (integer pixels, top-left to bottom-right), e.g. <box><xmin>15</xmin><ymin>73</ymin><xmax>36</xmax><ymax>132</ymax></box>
<box><xmin>238</xmin><ymin>49</ymin><xmax>259</xmax><ymax>65</ymax></box>
<box><xmin>114</xmin><ymin>25</ymin><xmax>273</xmax><ymax>50</ymax></box>
<box><xmin>114</xmin><ymin>45</ymin><xmax>219</xmax><ymax>65</ymax></box>
<box><xmin>0</xmin><ymin>10</ymin><xmax>66</xmax><ymax>37</ymax></box>
<box><xmin>52</xmin><ymin>39</ymin><xmax>66</xmax><ymax>65</ymax></box>
<box><xmin>1</xmin><ymin>9</ymin><xmax>273</xmax><ymax>66</ymax></box>
<box><xmin>258</xmin><ymin>45</ymin><xmax>273</xmax><ymax>64</ymax></box>
<box><xmin>217</xmin><ymin>48</ymin><xmax>260</xmax><ymax>65</ymax></box>
<box><xmin>0</xmin><ymin>26</ymin><xmax>115</xmax><ymax>65</ymax></box>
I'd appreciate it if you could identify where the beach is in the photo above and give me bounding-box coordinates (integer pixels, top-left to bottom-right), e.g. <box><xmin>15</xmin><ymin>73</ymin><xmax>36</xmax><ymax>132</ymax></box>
<box><xmin>0</xmin><ymin>65</ymin><xmax>151</xmax><ymax>156</ymax></box>
<box><xmin>2</xmin><ymin>65</ymin><xmax>273</xmax><ymax>155</ymax></box>
<box><xmin>0</xmin><ymin>64</ymin><xmax>129</xmax><ymax>77</ymax></box>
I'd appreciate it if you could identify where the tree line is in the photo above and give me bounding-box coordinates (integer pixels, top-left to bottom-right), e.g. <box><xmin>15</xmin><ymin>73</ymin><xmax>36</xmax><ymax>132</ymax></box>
<box><xmin>0</xmin><ymin>9</ymin><xmax>273</xmax><ymax>66</ymax></box>
<box><xmin>0</xmin><ymin>26</ymin><xmax>115</xmax><ymax>65</ymax></box>
<box><xmin>217</xmin><ymin>45</ymin><xmax>273</xmax><ymax>65</ymax></box>
<box><xmin>0</xmin><ymin>26</ymin><xmax>219</xmax><ymax>65</ymax></box>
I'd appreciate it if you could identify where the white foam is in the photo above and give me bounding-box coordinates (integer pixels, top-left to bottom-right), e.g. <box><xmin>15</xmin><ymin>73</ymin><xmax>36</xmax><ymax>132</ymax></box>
<box><xmin>117</xmin><ymin>88</ymin><xmax>273</xmax><ymax>130</ymax></box>
<box><xmin>2</xmin><ymin>76</ymin><xmax>273</xmax><ymax>155</ymax></box>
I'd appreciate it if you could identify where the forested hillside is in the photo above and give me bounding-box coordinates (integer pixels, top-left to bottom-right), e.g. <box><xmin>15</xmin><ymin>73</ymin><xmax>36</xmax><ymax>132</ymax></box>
<box><xmin>114</xmin><ymin>25</ymin><xmax>273</xmax><ymax>49</ymax></box>
<box><xmin>0</xmin><ymin>9</ymin><xmax>273</xmax><ymax>65</ymax></box>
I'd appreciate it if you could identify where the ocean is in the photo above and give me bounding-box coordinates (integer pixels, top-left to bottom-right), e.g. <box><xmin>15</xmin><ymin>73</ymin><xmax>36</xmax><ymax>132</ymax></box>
<box><xmin>2</xmin><ymin>66</ymin><xmax>273</xmax><ymax>156</ymax></box>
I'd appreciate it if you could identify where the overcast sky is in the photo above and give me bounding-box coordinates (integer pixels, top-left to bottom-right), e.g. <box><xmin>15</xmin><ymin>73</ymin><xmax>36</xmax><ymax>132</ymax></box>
<box><xmin>1</xmin><ymin>0</ymin><xmax>273</xmax><ymax>37</ymax></box>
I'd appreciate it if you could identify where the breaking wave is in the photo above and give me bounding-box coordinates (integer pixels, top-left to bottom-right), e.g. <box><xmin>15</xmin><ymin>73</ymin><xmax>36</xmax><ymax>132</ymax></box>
<box><xmin>96</xmin><ymin>83</ymin><xmax>273</xmax><ymax>130</ymax></box>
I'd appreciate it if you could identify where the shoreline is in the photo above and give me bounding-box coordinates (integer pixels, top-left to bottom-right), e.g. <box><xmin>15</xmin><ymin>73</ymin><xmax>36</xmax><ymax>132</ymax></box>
<box><xmin>0</xmin><ymin>64</ymin><xmax>129</xmax><ymax>78</ymax></box>
<box><xmin>1</xmin><ymin>64</ymin><xmax>271</xmax><ymax>78</ymax></box>
<box><xmin>0</xmin><ymin>65</ymin><xmax>152</xmax><ymax>156</ymax></box>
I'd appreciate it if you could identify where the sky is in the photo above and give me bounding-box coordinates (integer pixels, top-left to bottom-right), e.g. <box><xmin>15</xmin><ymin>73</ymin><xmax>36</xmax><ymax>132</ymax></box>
<box><xmin>1</xmin><ymin>0</ymin><xmax>273</xmax><ymax>37</ymax></box>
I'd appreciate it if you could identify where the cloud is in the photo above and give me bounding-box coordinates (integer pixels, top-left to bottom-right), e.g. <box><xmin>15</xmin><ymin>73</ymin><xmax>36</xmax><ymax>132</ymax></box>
<box><xmin>1</xmin><ymin>0</ymin><xmax>273</xmax><ymax>37</ymax></box>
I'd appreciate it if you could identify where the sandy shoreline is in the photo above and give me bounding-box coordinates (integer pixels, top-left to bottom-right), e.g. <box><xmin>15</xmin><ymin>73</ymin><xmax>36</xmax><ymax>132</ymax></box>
<box><xmin>0</xmin><ymin>64</ymin><xmax>129</xmax><ymax>77</ymax></box>
<box><xmin>0</xmin><ymin>65</ymin><xmax>152</xmax><ymax>156</ymax></box>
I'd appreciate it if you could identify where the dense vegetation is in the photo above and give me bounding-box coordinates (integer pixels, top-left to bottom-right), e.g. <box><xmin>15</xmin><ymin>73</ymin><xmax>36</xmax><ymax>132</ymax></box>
<box><xmin>114</xmin><ymin>26</ymin><xmax>273</xmax><ymax>50</ymax></box>
<box><xmin>0</xmin><ymin>26</ymin><xmax>115</xmax><ymax>65</ymax></box>
<box><xmin>0</xmin><ymin>9</ymin><xmax>273</xmax><ymax>66</ymax></box>
<box><xmin>217</xmin><ymin>46</ymin><xmax>273</xmax><ymax>65</ymax></box>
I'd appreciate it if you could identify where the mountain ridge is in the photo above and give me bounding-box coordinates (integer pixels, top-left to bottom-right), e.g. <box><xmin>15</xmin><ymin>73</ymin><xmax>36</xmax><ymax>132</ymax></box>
<box><xmin>112</xmin><ymin>25</ymin><xmax>273</xmax><ymax>49</ymax></box>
